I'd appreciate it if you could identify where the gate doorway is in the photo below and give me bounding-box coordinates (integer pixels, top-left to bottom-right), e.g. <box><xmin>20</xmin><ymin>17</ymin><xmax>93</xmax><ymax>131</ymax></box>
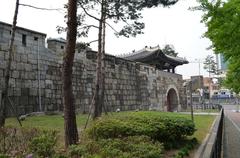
<box><xmin>166</xmin><ymin>88</ymin><xmax>179</xmax><ymax>112</ymax></box>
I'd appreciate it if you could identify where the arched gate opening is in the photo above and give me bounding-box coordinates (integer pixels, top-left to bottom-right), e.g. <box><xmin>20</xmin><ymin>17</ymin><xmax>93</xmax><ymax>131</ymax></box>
<box><xmin>166</xmin><ymin>88</ymin><xmax>179</xmax><ymax>112</ymax></box>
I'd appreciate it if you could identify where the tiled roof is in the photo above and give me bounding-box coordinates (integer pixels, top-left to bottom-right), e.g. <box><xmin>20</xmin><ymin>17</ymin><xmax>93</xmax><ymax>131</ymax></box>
<box><xmin>122</xmin><ymin>46</ymin><xmax>188</xmax><ymax>65</ymax></box>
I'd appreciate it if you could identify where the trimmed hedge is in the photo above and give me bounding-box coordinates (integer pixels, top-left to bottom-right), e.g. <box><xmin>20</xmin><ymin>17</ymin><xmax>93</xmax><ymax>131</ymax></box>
<box><xmin>88</xmin><ymin>114</ymin><xmax>196</xmax><ymax>147</ymax></box>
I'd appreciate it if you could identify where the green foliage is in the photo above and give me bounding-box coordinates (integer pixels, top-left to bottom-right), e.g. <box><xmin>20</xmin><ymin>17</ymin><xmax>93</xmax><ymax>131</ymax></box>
<box><xmin>174</xmin><ymin>138</ymin><xmax>198</xmax><ymax>158</ymax></box>
<box><xmin>75</xmin><ymin>0</ymin><xmax>179</xmax><ymax>39</ymax></box>
<box><xmin>138</xmin><ymin>0</ymin><xmax>178</xmax><ymax>8</ymax></box>
<box><xmin>203</xmin><ymin>55</ymin><xmax>218</xmax><ymax>75</ymax></box>
<box><xmin>29</xmin><ymin>130</ymin><xmax>58</xmax><ymax>158</ymax></box>
<box><xmin>195</xmin><ymin>0</ymin><xmax>240</xmax><ymax>92</ymax></box>
<box><xmin>162</xmin><ymin>44</ymin><xmax>178</xmax><ymax>57</ymax></box>
<box><xmin>224</xmin><ymin>57</ymin><xmax>240</xmax><ymax>93</ymax></box>
<box><xmin>68</xmin><ymin>145</ymin><xmax>83</xmax><ymax>157</ymax></box>
<box><xmin>99</xmin><ymin>136</ymin><xmax>163</xmax><ymax>158</ymax></box>
<box><xmin>87</xmin><ymin>114</ymin><xmax>196</xmax><ymax>148</ymax></box>
<box><xmin>69</xmin><ymin>136</ymin><xmax>163</xmax><ymax>158</ymax></box>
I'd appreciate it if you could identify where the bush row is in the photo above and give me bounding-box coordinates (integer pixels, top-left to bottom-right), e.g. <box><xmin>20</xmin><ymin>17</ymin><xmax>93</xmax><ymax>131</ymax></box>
<box><xmin>87</xmin><ymin>114</ymin><xmax>196</xmax><ymax>147</ymax></box>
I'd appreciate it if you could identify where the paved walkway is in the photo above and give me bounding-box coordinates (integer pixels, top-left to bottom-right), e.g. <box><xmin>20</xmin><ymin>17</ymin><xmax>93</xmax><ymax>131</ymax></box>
<box><xmin>222</xmin><ymin>105</ymin><xmax>240</xmax><ymax>158</ymax></box>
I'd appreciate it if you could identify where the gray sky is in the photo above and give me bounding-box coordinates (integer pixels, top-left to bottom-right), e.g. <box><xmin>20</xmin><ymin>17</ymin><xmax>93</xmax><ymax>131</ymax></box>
<box><xmin>0</xmin><ymin>0</ymin><xmax>214</xmax><ymax>78</ymax></box>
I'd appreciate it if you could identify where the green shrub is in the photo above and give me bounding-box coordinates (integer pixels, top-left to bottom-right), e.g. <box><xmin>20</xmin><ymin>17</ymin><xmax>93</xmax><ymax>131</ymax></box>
<box><xmin>29</xmin><ymin>130</ymin><xmax>58</xmax><ymax>157</ymax></box>
<box><xmin>100</xmin><ymin>136</ymin><xmax>163</xmax><ymax>158</ymax></box>
<box><xmin>88</xmin><ymin>114</ymin><xmax>196</xmax><ymax>148</ymax></box>
<box><xmin>174</xmin><ymin>138</ymin><xmax>198</xmax><ymax>158</ymax></box>
<box><xmin>68</xmin><ymin>145</ymin><xmax>85</xmax><ymax>157</ymax></box>
<box><xmin>69</xmin><ymin>136</ymin><xmax>163</xmax><ymax>158</ymax></box>
<box><xmin>68</xmin><ymin>139</ymin><xmax>101</xmax><ymax>158</ymax></box>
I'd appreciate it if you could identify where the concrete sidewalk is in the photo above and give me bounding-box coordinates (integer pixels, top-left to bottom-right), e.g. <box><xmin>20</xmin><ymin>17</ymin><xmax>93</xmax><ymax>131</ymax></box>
<box><xmin>223</xmin><ymin>109</ymin><xmax>240</xmax><ymax>158</ymax></box>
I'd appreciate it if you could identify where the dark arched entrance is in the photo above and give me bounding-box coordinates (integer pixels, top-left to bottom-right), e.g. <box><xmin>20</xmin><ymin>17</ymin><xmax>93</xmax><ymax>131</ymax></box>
<box><xmin>166</xmin><ymin>88</ymin><xmax>179</xmax><ymax>112</ymax></box>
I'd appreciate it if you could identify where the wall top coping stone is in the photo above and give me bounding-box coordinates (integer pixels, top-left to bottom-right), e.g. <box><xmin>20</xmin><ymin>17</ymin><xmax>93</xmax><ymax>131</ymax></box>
<box><xmin>47</xmin><ymin>37</ymin><xmax>66</xmax><ymax>44</ymax></box>
<box><xmin>0</xmin><ymin>21</ymin><xmax>47</xmax><ymax>37</ymax></box>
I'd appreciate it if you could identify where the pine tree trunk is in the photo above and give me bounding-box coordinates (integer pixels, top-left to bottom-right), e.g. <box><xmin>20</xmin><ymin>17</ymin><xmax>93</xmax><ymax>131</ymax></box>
<box><xmin>0</xmin><ymin>0</ymin><xmax>19</xmax><ymax>127</ymax></box>
<box><xmin>92</xmin><ymin>1</ymin><xmax>104</xmax><ymax>119</ymax></box>
<box><xmin>100</xmin><ymin>3</ymin><xmax>106</xmax><ymax>114</ymax></box>
<box><xmin>63</xmin><ymin>0</ymin><xmax>78</xmax><ymax>148</ymax></box>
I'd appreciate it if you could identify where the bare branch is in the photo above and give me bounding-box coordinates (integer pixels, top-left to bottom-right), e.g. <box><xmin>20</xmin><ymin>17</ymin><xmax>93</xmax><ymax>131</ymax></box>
<box><xmin>105</xmin><ymin>22</ymin><xmax>119</xmax><ymax>34</ymax></box>
<box><xmin>120</xmin><ymin>16</ymin><xmax>131</xmax><ymax>26</ymax></box>
<box><xmin>78</xmin><ymin>2</ymin><xmax>100</xmax><ymax>21</ymax></box>
<box><xmin>88</xmin><ymin>40</ymin><xmax>98</xmax><ymax>44</ymax></box>
<box><xmin>79</xmin><ymin>24</ymin><xmax>99</xmax><ymax>29</ymax></box>
<box><xmin>19</xmin><ymin>3</ymin><xmax>63</xmax><ymax>11</ymax></box>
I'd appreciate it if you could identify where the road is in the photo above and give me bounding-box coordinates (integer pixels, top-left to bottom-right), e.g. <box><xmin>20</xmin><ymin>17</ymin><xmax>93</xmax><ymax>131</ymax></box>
<box><xmin>222</xmin><ymin>104</ymin><xmax>240</xmax><ymax>158</ymax></box>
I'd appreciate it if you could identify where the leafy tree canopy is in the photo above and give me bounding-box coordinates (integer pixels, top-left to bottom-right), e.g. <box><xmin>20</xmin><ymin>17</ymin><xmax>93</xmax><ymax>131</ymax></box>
<box><xmin>224</xmin><ymin>57</ymin><xmax>240</xmax><ymax>93</ymax></box>
<box><xmin>195</xmin><ymin>0</ymin><xmax>240</xmax><ymax>93</ymax></box>
<box><xmin>162</xmin><ymin>44</ymin><xmax>178</xmax><ymax>57</ymax></box>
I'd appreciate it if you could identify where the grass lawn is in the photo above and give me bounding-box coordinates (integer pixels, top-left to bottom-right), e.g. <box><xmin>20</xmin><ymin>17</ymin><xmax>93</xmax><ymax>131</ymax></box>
<box><xmin>192</xmin><ymin>115</ymin><xmax>216</xmax><ymax>142</ymax></box>
<box><xmin>6</xmin><ymin>114</ymin><xmax>88</xmax><ymax>131</ymax></box>
<box><xmin>6</xmin><ymin>111</ymin><xmax>216</xmax><ymax>145</ymax></box>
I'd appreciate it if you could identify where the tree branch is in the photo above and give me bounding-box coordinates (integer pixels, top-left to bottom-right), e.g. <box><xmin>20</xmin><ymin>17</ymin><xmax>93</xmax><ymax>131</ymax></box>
<box><xmin>88</xmin><ymin>40</ymin><xmax>98</xmax><ymax>44</ymax></box>
<box><xmin>19</xmin><ymin>3</ymin><xmax>63</xmax><ymax>11</ymax></box>
<box><xmin>120</xmin><ymin>16</ymin><xmax>131</xmax><ymax>26</ymax></box>
<box><xmin>105</xmin><ymin>22</ymin><xmax>119</xmax><ymax>34</ymax></box>
<box><xmin>79</xmin><ymin>24</ymin><xmax>99</xmax><ymax>29</ymax></box>
<box><xmin>78</xmin><ymin>2</ymin><xmax>100</xmax><ymax>21</ymax></box>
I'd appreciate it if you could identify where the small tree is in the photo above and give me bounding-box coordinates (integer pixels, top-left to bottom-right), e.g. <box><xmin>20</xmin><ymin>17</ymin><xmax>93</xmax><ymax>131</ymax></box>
<box><xmin>203</xmin><ymin>55</ymin><xmax>218</xmax><ymax>100</ymax></box>
<box><xmin>162</xmin><ymin>44</ymin><xmax>178</xmax><ymax>57</ymax></box>
<box><xmin>203</xmin><ymin>55</ymin><xmax>218</xmax><ymax>76</ymax></box>
<box><xmin>77</xmin><ymin>0</ymin><xmax>179</xmax><ymax>119</ymax></box>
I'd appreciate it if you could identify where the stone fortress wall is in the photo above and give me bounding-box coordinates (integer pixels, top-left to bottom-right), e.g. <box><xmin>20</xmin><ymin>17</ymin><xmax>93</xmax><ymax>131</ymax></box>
<box><xmin>0</xmin><ymin>21</ymin><xmax>187</xmax><ymax>115</ymax></box>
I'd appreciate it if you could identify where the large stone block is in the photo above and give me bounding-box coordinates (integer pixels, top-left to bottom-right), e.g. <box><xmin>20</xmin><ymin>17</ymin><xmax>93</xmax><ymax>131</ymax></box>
<box><xmin>29</xmin><ymin>96</ymin><xmax>37</xmax><ymax>104</ymax></box>
<box><xmin>0</xmin><ymin>61</ymin><xmax>6</xmax><ymax>69</ymax></box>
<box><xmin>21</xmin><ymin>88</ymin><xmax>29</xmax><ymax>96</ymax></box>
<box><xmin>13</xmin><ymin>88</ymin><xmax>21</xmax><ymax>96</ymax></box>
<box><xmin>19</xmin><ymin>96</ymin><xmax>29</xmax><ymax>105</ymax></box>
<box><xmin>21</xmin><ymin>54</ymin><xmax>28</xmax><ymax>63</ymax></box>
<box><xmin>24</xmin><ymin>63</ymin><xmax>32</xmax><ymax>71</ymax></box>
<box><xmin>14</xmin><ymin>54</ymin><xmax>21</xmax><ymax>62</ymax></box>
<box><xmin>9</xmin><ymin>78</ymin><xmax>15</xmax><ymax>88</ymax></box>
<box><xmin>29</xmin><ymin>88</ymin><xmax>38</xmax><ymax>96</ymax></box>
<box><xmin>0</xmin><ymin>69</ymin><xmax>3</xmax><ymax>77</ymax></box>
<box><xmin>11</xmin><ymin>70</ymin><xmax>19</xmax><ymax>78</ymax></box>
<box><xmin>16</xmin><ymin>63</ymin><xmax>24</xmax><ymax>71</ymax></box>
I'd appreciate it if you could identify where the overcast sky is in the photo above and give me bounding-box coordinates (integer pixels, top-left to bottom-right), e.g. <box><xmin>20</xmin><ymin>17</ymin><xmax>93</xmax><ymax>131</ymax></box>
<box><xmin>0</xmin><ymin>0</ymin><xmax>215</xmax><ymax>78</ymax></box>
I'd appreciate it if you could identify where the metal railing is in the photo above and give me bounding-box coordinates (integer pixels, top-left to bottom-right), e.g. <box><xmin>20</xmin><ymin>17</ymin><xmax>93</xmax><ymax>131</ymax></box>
<box><xmin>194</xmin><ymin>108</ymin><xmax>224</xmax><ymax>158</ymax></box>
<box><xmin>191</xmin><ymin>103</ymin><xmax>222</xmax><ymax>111</ymax></box>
